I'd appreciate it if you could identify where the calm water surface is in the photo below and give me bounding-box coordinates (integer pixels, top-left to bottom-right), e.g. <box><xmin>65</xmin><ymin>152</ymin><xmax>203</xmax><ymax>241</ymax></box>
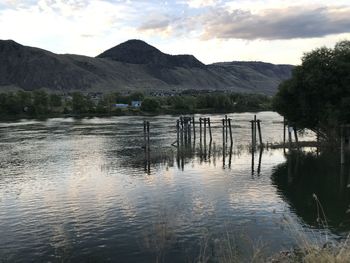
<box><xmin>0</xmin><ymin>112</ymin><xmax>349</xmax><ymax>262</ymax></box>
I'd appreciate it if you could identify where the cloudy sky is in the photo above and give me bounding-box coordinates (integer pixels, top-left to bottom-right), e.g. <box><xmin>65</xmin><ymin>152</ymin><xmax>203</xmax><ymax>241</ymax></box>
<box><xmin>1</xmin><ymin>0</ymin><xmax>350</xmax><ymax>65</ymax></box>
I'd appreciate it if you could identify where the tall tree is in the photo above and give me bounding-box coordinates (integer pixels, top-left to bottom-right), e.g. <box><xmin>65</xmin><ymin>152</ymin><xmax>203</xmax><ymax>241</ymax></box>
<box><xmin>273</xmin><ymin>40</ymin><xmax>350</xmax><ymax>142</ymax></box>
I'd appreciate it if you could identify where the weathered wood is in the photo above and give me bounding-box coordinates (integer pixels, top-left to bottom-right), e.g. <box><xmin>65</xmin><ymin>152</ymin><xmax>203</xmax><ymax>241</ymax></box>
<box><xmin>225</xmin><ymin>115</ymin><xmax>228</xmax><ymax>143</ymax></box>
<box><xmin>204</xmin><ymin>117</ymin><xmax>207</xmax><ymax>143</ymax></box>
<box><xmin>199</xmin><ymin>117</ymin><xmax>202</xmax><ymax>143</ymax></box>
<box><xmin>341</xmin><ymin>126</ymin><xmax>345</xmax><ymax>164</ymax></box>
<box><xmin>222</xmin><ymin>119</ymin><xmax>226</xmax><ymax>146</ymax></box>
<box><xmin>257</xmin><ymin>120</ymin><xmax>263</xmax><ymax>146</ymax></box>
<box><xmin>228</xmin><ymin>118</ymin><xmax>233</xmax><ymax>145</ymax></box>
<box><xmin>288</xmin><ymin>124</ymin><xmax>292</xmax><ymax>152</ymax></box>
<box><xmin>254</xmin><ymin>115</ymin><xmax>257</xmax><ymax>148</ymax></box>
<box><xmin>176</xmin><ymin>120</ymin><xmax>180</xmax><ymax>147</ymax></box>
<box><xmin>147</xmin><ymin>121</ymin><xmax>150</xmax><ymax>151</ymax></box>
<box><xmin>192</xmin><ymin>117</ymin><xmax>196</xmax><ymax>140</ymax></box>
<box><xmin>207</xmin><ymin>118</ymin><xmax>212</xmax><ymax>142</ymax></box>
<box><xmin>293</xmin><ymin>126</ymin><xmax>299</xmax><ymax>150</ymax></box>
<box><xmin>283</xmin><ymin>117</ymin><xmax>286</xmax><ymax>146</ymax></box>
<box><xmin>250</xmin><ymin>120</ymin><xmax>255</xmax><ymax>150</ymax></box>
<box><xmin>143</xmin><ymin>120</ymin><xmax>147</xmax><ymax>148</ymax></box>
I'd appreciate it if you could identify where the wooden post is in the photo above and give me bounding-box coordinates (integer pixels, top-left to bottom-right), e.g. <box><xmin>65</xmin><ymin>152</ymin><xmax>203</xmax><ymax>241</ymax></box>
<box><xmin>143</xmin><ymin>120</ymin><xmax>147</xmax><ymax>149</ymax></box>
<box><xmin>288</xmin><ymin>124</ymin><xmax>292</xmax><ymax>151</ymax></box>
<box><xmin>208</xmin><ymin>118</ymin><xmax>212</xmax><ymax>142</ymax></box>
<box><xmin>341</xmin><ymin>126</ymin><xmax>345</xmax><ymax>165</ymax></box>
<box><xmin>188</xmin><ymin>119</ymin><xmax>192</xmax><ymax>143</ymax></box>
<box><xmin>192</xmin><ymin>117</ymin><xmax>196</xmax><ymax>140</ymax></box>
<box><xmin>257</xmin><ymin>120</ymin><xmax>263</xmax><ymax>146</ymax></box>
<box><xmin>251</xmin><ymin>120</ymin><xmax>255</xmax><ymax>150</ymax></box>
<box><xmin>204</xmin><ymin>117</ymin><xmax>207</xmax><ymax>144</ymax></box>
<box><xmin>225</xmin><ymin>115</ymin><xmax>228</xmax><ymax>143</ymax></box>
<box><xmin>184</xmin><ymin>119</ymin><xmax>188</xmax><ymax>144</ymax></box>
<box><xmin>254</xmin><ymin>115</ymin><xmax>257</xmax><ymax>148</ymax></box>
<box><xmin>176</xmin><ymin>120</ymin><xmax>180</xmax><ymax>147</ymax></box>
<box><xmin>283</xmin><ymin>118</ymin><xmax>286</xmax><ymax>143</ymax></box>
<box><xmin>228</xmin><ymin>118</ymin><xmax>233</xmax><ymax>145</ymax></box>
<box><xmin>293</xmin><ymin>126</ymin><xmax>299</xmax><ymax>150</ymax></box>
<box><xmin>199</xmin><ymin>117</ymin><xmax>202</xmax><ymax>143</ymax></box>
<box><xmin>147</xmin><ymin>121</ymin><xmax>150</xmax><ymax>151</ymax></box>
<box><xmin>222</xmin><ymin>119</ymin><xmax>226</xmax><ymax>146</ymax></box>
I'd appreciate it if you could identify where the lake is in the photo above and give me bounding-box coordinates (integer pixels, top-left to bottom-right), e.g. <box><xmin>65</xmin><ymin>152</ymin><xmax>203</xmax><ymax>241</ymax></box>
<box><xmin>0</xmin><ymin>112</ymin><xmax>349</xmax><ymax>262</ymax></box>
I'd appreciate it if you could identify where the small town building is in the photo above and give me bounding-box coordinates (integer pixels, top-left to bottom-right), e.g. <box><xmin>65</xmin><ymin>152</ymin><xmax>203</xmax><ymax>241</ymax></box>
<box><xmin>114</xmin><ymin>103</ymin><xmax>129</xmax><ymax>108</ymax></box>
<box><xmin>131</xmin><ymin>101</ymin><xmax>142</xmax><ymax>108</ymax></box>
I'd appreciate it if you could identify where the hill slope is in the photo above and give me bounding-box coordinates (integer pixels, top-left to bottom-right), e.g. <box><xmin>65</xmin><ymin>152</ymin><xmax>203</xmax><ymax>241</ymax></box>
<box><xmin>0</xmin><ymin>39</ymin><xmax>293</xmax><ymax>95</ymax></box>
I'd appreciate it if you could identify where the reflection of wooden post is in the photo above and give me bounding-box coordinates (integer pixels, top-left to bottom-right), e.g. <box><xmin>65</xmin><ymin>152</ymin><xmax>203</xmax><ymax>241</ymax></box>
<box><xmin>208</xmin><ymin>118</ymin><xmax>212</xmax><ymax>142</ymax></box>
<box><xmin>228</xmin><ymin>144</ymin><xmax>233</xmax><ymax>168</ymax></box>
<box><xmin>257</xmin><ymin>147</ymin><xmax>263</xmax><ymax>175</ymax></box>
<box><xmin>251</xmin><ymin>148</ymin><xmax>255</xmax><ymax>175</ymax></box>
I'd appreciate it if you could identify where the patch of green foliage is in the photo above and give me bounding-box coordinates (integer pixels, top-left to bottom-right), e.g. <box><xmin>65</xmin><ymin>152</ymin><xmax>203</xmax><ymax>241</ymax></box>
<box><xmin>0</xmin><ymin>89</ymin><xmax>271</xmax><ymax>118</ymax></box>
<box><xmin>273</xmin><ymin>40</ymin><xmax>350</xmax><ymax>142</ymax></box>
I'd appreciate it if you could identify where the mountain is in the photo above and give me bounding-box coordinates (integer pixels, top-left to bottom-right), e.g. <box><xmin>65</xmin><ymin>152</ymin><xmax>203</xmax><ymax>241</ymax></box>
<box><xmin>0</xmin><ymin>39</ymin><xmax>293</xmax><ymax>95</ymax></box>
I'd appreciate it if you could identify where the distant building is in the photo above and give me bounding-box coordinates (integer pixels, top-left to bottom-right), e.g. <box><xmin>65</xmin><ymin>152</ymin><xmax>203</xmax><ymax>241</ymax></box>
<box><xmin>131</xmin><ymin>101</ymin><xmax>142</xmax><ymax>108</ymax></box>
<box><xmin>114</xmin><ymin>103</ymin><xmax>129</xmax><ymax>108</ymax></box>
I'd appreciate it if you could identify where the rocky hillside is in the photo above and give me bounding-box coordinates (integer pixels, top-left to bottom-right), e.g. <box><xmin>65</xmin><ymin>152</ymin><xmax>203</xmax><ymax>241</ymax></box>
<box><xmin>0</xmin><ymin>39</ymin><xmax>293</xmax><ymax>95</ymax></box>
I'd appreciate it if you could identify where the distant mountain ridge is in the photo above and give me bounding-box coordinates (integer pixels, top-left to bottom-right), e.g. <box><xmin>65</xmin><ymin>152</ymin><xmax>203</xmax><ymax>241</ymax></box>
<box><xmin>0</xmin><ymin>39</ymin><xmax>294</xmax><ymax>95</ymax></box>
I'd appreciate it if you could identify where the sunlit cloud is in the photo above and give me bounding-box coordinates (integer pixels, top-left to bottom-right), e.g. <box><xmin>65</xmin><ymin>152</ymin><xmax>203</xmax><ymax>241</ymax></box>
<box><xmin>1</xmin><ymin>0</ymin><xmax>350</xmax><ymax>64</ymax></box>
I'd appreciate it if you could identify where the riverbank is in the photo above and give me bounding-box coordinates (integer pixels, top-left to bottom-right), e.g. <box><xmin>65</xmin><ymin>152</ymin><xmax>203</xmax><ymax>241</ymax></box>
<box><xmin>0</xmin><ymin>107</ymin><xmax>268</xmax><ymax>121</ymax></box>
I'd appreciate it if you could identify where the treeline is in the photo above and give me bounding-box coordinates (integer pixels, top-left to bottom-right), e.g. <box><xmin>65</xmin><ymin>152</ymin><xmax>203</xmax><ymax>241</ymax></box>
<box><xmin>0</xmin><ymin>90</ymin><xmax>271</xmax><ymax>118</ymax></box>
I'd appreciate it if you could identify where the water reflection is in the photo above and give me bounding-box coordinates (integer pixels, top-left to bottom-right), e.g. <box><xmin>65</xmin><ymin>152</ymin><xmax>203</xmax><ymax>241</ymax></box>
<box><xmin>1</xmin><ymin>113</ymin><xmax>344</xmax><ymax>262</ymax></box>
<box><xmin>271</xmin><ymin>151</ymin><xmax>350</xmax><ymax>234</ymax></box>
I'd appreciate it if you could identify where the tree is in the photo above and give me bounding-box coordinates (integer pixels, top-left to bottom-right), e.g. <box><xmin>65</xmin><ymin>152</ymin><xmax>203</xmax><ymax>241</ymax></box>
<box><xmin>49</xmin><ymin>94</ymin><xmax>62</xmax><ymax>108</ymax></box>
<box><xmin>141</xmin><ymin>97</ymin><xmax>160</xmax><ymax>112</ymax></box>
<box><xmin>273</xmin><ymin>40</ymin><xmax>350</xmax><ymax>142</ymax></box>
<box><xmin>33</xmin><ymin>90</ymin><xmax>49</xmax><ymax>114</ymax></box>
<box><xmin>72</xmin><ymin>92</ymin><xmax>87</xmax><ymax>114</ymax></box>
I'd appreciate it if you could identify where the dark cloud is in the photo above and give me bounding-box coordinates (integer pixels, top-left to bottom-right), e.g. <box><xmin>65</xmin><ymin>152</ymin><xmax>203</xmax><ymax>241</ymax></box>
<box><xmin>199</xmin><ymin>6</ymin><xmax>350</xmax><ymax>40</ymax></box>
<box><xmin>137</xmin><ymin>5</ymin><xmax>350</xmax><ymax>40</ymax></box>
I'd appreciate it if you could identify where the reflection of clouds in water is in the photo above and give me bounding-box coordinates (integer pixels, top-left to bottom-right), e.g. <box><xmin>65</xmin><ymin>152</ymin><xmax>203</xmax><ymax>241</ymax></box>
<box><xmin>0</xmin><ymin>112</ymin><xmax>324</xmax><ymax>261</ymax></box>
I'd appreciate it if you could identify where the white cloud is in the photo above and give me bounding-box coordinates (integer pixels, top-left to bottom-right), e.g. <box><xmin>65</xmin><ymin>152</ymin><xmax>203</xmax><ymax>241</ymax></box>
<box><xmin>183</xmin><ymin>0</ymin><xmax>218</xmax><ymax>8</ymax></box>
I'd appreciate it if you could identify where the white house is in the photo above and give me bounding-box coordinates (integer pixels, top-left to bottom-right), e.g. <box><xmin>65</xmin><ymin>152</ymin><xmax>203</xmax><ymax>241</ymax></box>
<box><xmin>131</xmin><ymin>101</ymin><xmax>142</xmax><ymax>108</ymax></box>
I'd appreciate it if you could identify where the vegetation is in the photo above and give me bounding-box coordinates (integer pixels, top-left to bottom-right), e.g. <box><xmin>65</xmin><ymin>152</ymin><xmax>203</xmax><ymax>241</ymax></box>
<box><xmin>0</xmin><ymin>90</ymin><xmax>272</xmax><ymax>118</ymax></box>
<box><xmin>273</xmin><ymin>40</ymin><xmax>350</xmax><ymax>143</ymax></box>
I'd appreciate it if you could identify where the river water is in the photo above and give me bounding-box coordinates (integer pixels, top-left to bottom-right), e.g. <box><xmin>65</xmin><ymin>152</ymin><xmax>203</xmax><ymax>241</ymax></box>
<box><xmin>0</xmin><ymin>112</ymin><xmax>349</xmax><ymax>262</ymax></box>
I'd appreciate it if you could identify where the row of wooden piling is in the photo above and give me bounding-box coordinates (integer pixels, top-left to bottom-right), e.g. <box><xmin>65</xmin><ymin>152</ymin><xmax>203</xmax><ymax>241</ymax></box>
<box><xmin>222</xmin><ymin>115</ymin><xmax>233</xmax><ymax>146</ymax></box>
<box><xmin>250</xmin><ymin>115</ymin><xmax>263</xmax><ymax>149</ymax></box>
<box><xmin>144</xmin><ymin>115</ymin><xmax>264</xmax><ymax>150</ymax></box>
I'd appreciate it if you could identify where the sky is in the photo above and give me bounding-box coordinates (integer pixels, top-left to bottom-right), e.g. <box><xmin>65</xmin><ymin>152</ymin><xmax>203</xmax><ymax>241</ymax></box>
<box><xmin>1</xmin><ymin>0</ymin><xmax>350</xmax><ymax>65</ymax></box>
